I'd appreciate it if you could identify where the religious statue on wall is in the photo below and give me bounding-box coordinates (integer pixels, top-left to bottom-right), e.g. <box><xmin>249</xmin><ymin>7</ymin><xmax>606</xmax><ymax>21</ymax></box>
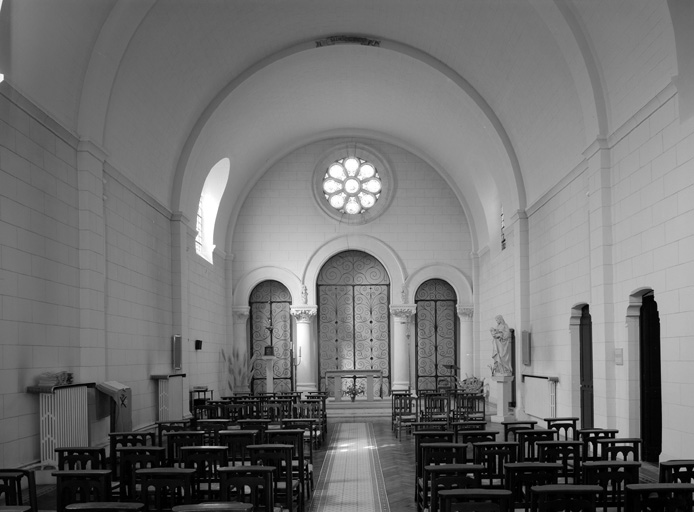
<box><xmin>490</xmin><ymin>315</ymin><xmax>513</xmax><ymax>376</ymax></box>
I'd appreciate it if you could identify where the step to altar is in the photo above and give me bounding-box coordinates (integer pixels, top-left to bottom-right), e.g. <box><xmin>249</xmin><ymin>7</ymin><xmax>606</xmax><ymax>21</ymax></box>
<box><xmin>326</xmin><ymin>396</ymin><xmax>391</xmax><ymax>418</ymax></box>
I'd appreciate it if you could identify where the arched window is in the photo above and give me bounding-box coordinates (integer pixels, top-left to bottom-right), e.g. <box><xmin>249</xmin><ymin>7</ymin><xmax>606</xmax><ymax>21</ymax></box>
<box><xmin>195</xmin><ymin>158</ymin><xmax>230</xmax><ymax>263</ymax></box>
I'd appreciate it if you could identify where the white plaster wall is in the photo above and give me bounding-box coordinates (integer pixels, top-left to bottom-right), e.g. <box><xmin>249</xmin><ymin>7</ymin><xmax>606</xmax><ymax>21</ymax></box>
<box><xmin>608</xmin><ymin>93</ymin><xmax>694</xmax><ymax>460</ymax></box>
<box><xmin>0</xmin><ymin>86</ymin><xmax>81</xmax><ymax>466</ymax></box>
<box><xmin>103</xmin><ymin>172</ymin><xmax>174</xmax><ymax>430</ymax></box>
<box><xmin>526</xmin><ymin>173</ymin><xmax>591</xmax><ymax>420</ymax></box>
<box><xmin>231</xmin><ymin>139</ymin><xmax>474</xmax><ymax>299</ymax></box>
<box><xmin>187</xmin><ymin>250</ymin><xmax>228</xmax><ymax>398</ymax></box>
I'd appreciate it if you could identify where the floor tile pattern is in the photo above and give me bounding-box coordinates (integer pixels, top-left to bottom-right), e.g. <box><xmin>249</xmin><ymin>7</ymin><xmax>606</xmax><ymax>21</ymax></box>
<box><xmin>309</xmin><ymin>422</ymin><xmax>390</xmax><ymax>512</ymax></box>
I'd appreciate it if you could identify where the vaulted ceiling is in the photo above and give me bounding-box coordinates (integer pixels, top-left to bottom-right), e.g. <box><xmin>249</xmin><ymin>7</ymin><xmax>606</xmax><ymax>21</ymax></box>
<box><xmin>0</xmin><ymin>0</ymin><xmax>683</xmax><ymax>251</ymax></box>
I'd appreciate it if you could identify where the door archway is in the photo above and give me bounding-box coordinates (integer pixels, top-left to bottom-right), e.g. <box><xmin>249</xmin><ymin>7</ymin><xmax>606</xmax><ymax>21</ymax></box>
<box><xmin>640</xmin><ymin>292</ymin><xmax>662</xmax><ymax>462</ymax></box>
<box><xmin>415</xmin><ymin>279</ymin><xmax>458</xmax><ymax>392</ymax></box>
<box><xmin>249</xmin><ymin>280</ymin><xmax>293</xmax><ymax>393</ymax></box>
<box><xmin>317</xmin><ymin>250</ymin><xmax>391</xmax><ymax>396</ymax></box>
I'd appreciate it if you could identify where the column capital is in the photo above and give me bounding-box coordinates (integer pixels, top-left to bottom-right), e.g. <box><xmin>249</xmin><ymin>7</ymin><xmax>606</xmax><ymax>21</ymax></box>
<box><xmin>457</xmin><ymin>305</ymin><xmax>474</xmax><ymax>319</ymax></box>
<box><xmin>291</xmin><ymin>305</ymin><xmax>318</xmax><ymax>323</ymax></box>
<box><xmin>232</xmin><ymin>306</ymin><xmax>250</xmax><ymax>323</ymax></box>
<box><xmin>390</xmin><ymin>304</ymin><xmax>417</xmax><ymax>318</ymax></box>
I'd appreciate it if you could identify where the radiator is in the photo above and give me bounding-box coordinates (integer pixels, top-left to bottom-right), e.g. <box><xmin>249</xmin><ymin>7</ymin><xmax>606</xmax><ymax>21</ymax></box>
<box><xmin>39</xmin><ymin>385</ymin><xmax>90</xmax><ymax>467</ymax></box>
<box><xmin>154</xmin><ymin>374</ymin><xmax>185</xmax><ymax>421</ymax></box>
<box><xmin>522</xmin><ymin>375</ymin><xmax>558</xmax><ymax>419</ymax></box>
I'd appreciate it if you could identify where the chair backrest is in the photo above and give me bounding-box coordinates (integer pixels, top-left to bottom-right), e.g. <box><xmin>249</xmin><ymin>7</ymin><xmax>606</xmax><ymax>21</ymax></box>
<box><xmin>164</xmin><ymin>431</ymin><xmax>204</xmax><ymax>465</ymax></box>
<box><xmin>0</xmin><ymin>468</ymin><xmax>38</xmax><ymax>512</ymax></box>
<box><xmin>56</xmin><ymin>448</ymin><xmax>107</xmax><ymax>471</ymax></box>
<box><xmin>136</xmin><ymin>468</ymin><xmax>194</xmax><ymax>512</ymax></box>
<box><xmin>247</xmin><ymin>444</ymin><xmax>296</xmax><ymax>511</ymax></box>
<box><xmin>473</xmin><ymin>442</ymin><xmax>519</xmax><ymax>487</ymax></box>
<box><xmin>218</xmin><ymin>465</ymin><xmax>274</xmax><ymax>511</ymax></box>
<box><xmin>428</xmin><ymin>464</ymin><xmax>485</xmax><ymax>512</ymax></box>
<box><xmin>53</xmin><ymin>470</ymin><xmax>112</xmax><ymax>512</ymax></box>
<box><xmin>156</xmin><ymin>421</ymin><xmax>192</xmax><ymax>447</ymax></box>
<box><xmin>219</xmin><ymin>430</ymin><xmax>260</xmax><ymax>466</ymax></box>
<box><xmin>438</xmin><ymin>488</ymin><xmax>512</xmax><ymax>512</ymax></box>
<box><xmin>118</xmin><ymin>446</ymin><xmax>165</xmax><ymax>501</ymax></box>
<box><xmin>109</xmin><ymin>432</ymin><xmax>156</xmax><ymax>478</ymax></box>
<box><xmin>180</xmin><ymin>446</ymin><xmax>228</xmax><ymax>500</ymax></box>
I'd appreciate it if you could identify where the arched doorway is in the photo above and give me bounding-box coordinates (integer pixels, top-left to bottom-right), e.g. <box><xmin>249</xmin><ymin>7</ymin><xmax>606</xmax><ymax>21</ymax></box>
<box><xmin>249</xmin><ymin>280</ymin><xmax>293</xmax><ymax>393</ymax></box>
<box><xmin>317</xmin><ymin>250</ymin><xmax>391</xmax><ymax>397</ymax></box>
<box><xmin>640</xmin><ymin>292</ymin><xmax>662</xmax><ymax>462</ymax></box>
<box><xmin>579</xmin><ymin>305</ymin><xmax>594</xmax><ymax>429</ymax></box>
<box><xmin>415</xmin><ymin>279</ymin><xmax>458</xmax><ymax>392</ymax></box>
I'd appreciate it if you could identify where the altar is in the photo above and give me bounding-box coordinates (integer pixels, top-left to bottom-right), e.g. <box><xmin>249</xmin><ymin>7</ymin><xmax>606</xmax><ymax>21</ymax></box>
<box><xmin>324</xmin><ymin>369</ymin><xmax>382</xmax><ymax>402</ymax></box>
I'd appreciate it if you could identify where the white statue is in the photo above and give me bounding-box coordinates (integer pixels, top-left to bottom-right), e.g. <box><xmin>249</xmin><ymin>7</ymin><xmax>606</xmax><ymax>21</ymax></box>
<box><xmin>490</xmin><ymin>315</ymin><xmax>513</xmax><ymax>376</ymax></box>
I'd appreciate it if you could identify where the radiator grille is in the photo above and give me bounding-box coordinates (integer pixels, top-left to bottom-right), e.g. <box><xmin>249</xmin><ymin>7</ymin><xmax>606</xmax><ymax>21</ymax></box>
<box><xmin>39</xmin><ymin>386</ymin><xmax>89</xmax><ymax>467</ymax></box>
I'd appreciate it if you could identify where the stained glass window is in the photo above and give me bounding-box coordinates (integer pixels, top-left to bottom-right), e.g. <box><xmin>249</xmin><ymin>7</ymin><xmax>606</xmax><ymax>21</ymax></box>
<box><xmin>322</xmin><ymin>156</ymin><xmax>382</xmax><ymax>215</ymax></box>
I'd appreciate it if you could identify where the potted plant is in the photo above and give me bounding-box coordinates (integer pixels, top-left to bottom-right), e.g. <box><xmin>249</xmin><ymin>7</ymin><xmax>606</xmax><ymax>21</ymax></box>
<box><xmin>344</xmin><ymin>382</ymin><xmax>365</xmax><ymax>402</ymax></box>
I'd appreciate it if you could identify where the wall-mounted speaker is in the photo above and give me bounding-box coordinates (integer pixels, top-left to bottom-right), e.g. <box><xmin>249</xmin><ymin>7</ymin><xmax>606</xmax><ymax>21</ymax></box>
<box><xmin>521</xmin><ymin>331</ymin><xmax>531</xmax><ymax>366</ymax></box>
<box><xmin>172</xmin><ymin>335</ymin><xmax>182</xmax><ymax>370</ymax></box>
<box><xmin>195</xmin><ymin>339</ymin><xmax>203</xmax><ymax>351</ymax></box>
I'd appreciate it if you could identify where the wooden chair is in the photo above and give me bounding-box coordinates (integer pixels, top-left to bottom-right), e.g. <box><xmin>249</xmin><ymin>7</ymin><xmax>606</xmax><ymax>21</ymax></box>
<box><xmin>516</xmin><ymin>429</ymin><xmax>557</xmax><ymax>462</ymax></box>
<box><xmin>536</xmin><ymin>440</ymin><xmax>582</xmax><ymax>484</ymax></box>
<box><xmin>265</xmin><ymin>429</ymin><xmax>312</xmax><ymax>502</ymax></box>
<box><xmin>219</xmin><ymin>430</ymin><xmax>260</xmax><ymax>467</ymax></box>
<box><xmin>504</xmin><ymin>462</ymin><xmax>561</xmax><ymax>512</ymax></box>
<box><xmin>500</xmin><ymin>420</ymin><xmax>537</xmax><ymax>442</ymax></box>
<box><xmin>438</xmin><ymin>488</ymin><xmax>512</xmax><ymax>512</ymax></box>
<box><xmin>135</xmin><ymin>468</ymin><xmax>194</xmax><ymax>512</ymax></box>
<box><xmin>179</xmin><ymin>446</ymin><xmax>228</xmax><ymax>501</ymax></box>
<box><xmin>116</xmin><ymin>446</ymin><xmax>165</xmax><ymax>501</ymax></box>
<box><xmin>219</xmin><ymin>465</ymin><xmax>274</xmax><ymax>512</ymax></box>
<box><xmin>0</xmin><ymin>469</ymin><xmax>38</xmax><ymax>512</ymax></box>
<box><xmin>597</xmin><ymin>438</ymin><xmax>641</xmax><ymax>462</ymax></box>
<box><xmin>427</xmin><ymin>463</ymin><xmax>485</xmax><ymax>512</ymax></box>
<box><xmin>195</xmin><ymin>420</ymin><xmax>233</xmax><ymax>446</ymax></box>
<box><xmin>577</xmin><ymin>428</ymin><xmax>618</xmax><ymax>462</ymax></box>
<box><xmin>544</xmin><ymin>417</ymin><xmax>579</xmax><ymax>441</ymax></box>
<box><xmin>530</xmin><ymin>484</ymin><xmax>602</xmax><ymax>512</ymax></box>
<box><xmin>156</xmin><ymin>421</ymin><xmax>192</xmax><ymax>448</ymax></box>
<box><xmin>237</xmin><ymin>420</ymin><xmax>272</xmax><ymax>444</ymax></box>
<box><xmin>393</xmin><ymin>395</ymin><xmax>419</xmax><ymax>440</ymax></box>
<box><xmin>164</xmin><ymin>431</ymin><xmax>204</xmax><ymax>466</ymax></box>
<box><xmin>248</xmin><ymin>444</ymin><xmax>302</xmax><ymax>512</ymax></box>
<box><xmin>582</xmin><ymin>460</ymin><xmax>640</xmax><ymax>512</ymax></box>
<box><xmin>108</xmin><ymin>432</ymin><xmax>157</xmax><ymax>494</ymax></box>
<box><xmin>417</xmin><ymin>443</ymin><xmax>468</xmax><ymax>512</ymax></box>
<box><xmin>472</xmin><ymin>441</ymin><xmax>519</xmax><ymax>488</ymax></box>
<box><xmin>52</xmin><ymin>470</ymin><xmax>112</xmax><ymax>512</ymax></box>
<box><xmin>625</xmin><ymin>483</ymin><xmax>694</xmax><ymax>511</ymax></box>
<box><xmin>659</xmin><ymin>459</ymin><xmax>694</xmax><ymax>483</ymax></box>
<box><xmin>413</xmin><ymin>431</ymin><xmax>456</xmax><ymax>501</ymax></box>
<box><xmin>56</xmin><ymin>448</ymin><xmax>108</xmax><ymax>470</ymax></box>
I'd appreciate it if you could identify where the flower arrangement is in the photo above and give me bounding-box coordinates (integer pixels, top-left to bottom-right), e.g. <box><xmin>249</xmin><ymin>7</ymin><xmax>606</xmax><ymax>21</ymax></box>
<box><xmin>343</xmin><ymin>382</ymin><xmax>365</xmax><ymax>400</ymax></box>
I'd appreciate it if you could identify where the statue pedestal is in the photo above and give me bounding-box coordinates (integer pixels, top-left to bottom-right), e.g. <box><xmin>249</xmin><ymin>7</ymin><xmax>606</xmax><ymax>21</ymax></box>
<box><xmin>491</xmin><ymin>375</ymin><xmax>515</xmax><ymax>423</ymax></box>
<box><xmin>262</xmin><ymin>355</ymin><xmax>276</xmax><ymax>393</ymax></box>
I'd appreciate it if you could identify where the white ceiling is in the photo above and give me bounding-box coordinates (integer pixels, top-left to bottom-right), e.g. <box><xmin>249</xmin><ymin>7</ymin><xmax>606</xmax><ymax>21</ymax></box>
<box><xmin>0</xmin><ymin>0</ymin><xmax>680</xmax><ymax>251</ymax></box>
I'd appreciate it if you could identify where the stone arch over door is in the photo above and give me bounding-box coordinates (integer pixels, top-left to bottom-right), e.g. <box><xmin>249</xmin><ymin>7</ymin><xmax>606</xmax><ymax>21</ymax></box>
<box><xmin>317</xmin><ymin>250</ymin><xmax>391</xmax><ymax>397</ymax></box>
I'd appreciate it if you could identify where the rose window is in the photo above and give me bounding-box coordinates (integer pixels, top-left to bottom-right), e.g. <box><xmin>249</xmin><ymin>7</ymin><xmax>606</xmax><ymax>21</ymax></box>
<box><xmin>322</xmin><ymin>157</ymin><xmax>382</xmax><ymax>215</ymax></box>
